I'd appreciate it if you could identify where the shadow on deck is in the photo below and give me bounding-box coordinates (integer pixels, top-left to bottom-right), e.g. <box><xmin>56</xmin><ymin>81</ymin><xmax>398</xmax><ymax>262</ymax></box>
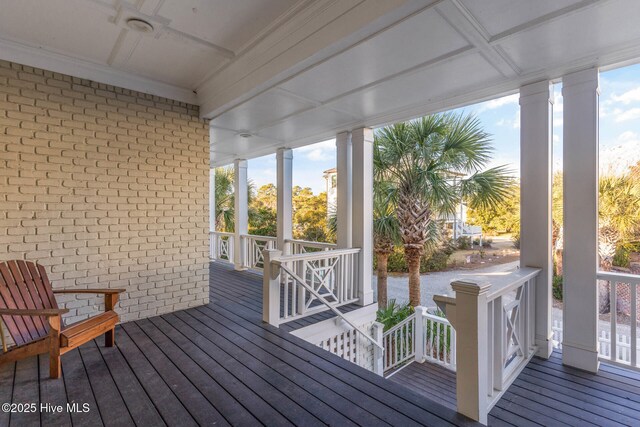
<box><xmin>0</xmin><ymin>261</ymin><xmax>476</xmax><ymax>427</ymax></box>
<box><xmin>389</xmin><ymin>351</ymin><xmax>640</xmax><ymax>426</ymax></box>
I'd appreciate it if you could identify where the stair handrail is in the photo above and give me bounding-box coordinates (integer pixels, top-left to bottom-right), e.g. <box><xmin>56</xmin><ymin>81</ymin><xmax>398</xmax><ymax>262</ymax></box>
<box><xmin>274</xmin><ymin>260</ymin><xmax>383</xmax><ymax>350</ymax></box>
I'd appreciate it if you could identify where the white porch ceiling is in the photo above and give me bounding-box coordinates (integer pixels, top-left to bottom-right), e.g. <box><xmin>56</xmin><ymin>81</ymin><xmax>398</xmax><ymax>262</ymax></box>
<box><xmin>206</xmin><ymin>0</ymin><xmax>640</xmax><ymax>166</ymax></box>
<box><xmin>1</xmin><ymin>1</ymin><xmax>640</xmax><ymax>167</ymax></box>
<box><xmin>0</xmin><ymin>0</ymin><xmax>301</xmax><ymax>103</ymax></box>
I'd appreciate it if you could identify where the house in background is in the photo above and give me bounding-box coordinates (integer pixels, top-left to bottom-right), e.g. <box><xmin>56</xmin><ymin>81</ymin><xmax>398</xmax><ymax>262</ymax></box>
<box><xmin>1</xmin><ymin>1</ymin><xmax>640</xmax><ymax>426</ymax></box>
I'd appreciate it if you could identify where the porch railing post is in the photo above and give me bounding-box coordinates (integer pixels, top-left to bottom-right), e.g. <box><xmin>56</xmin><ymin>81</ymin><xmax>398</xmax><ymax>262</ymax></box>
<box><xmin>451</xmin><ymin>279</ymin><xmax>491</xmax><ymax>425</ymax></box>
<box><xmin>372</xmin><ymin>321</ymin><xmax>384</xmax><ymax>376</ymax></box>
<box><xmin>263</xmin><ymin>249</ymin><xmax>282</xmax><ymax>326</ymax></box>
<box><xmin>414</xmin><ymin>306</ymin><xmax>426</xmax><ymax>363</ymax></box>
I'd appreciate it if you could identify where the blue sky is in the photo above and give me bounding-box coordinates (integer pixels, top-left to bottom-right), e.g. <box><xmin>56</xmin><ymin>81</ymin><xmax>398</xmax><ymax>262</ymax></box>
<box><xmin>247</xmin><ymin>64</ymin><xmax>640</xmax><ymax>194</ymax></box>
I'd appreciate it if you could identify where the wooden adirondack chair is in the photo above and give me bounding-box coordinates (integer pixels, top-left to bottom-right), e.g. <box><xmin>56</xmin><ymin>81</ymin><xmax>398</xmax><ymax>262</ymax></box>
<box><xmin>0</xmin><ymin>260</ymin><xmax>124</xmax><ymax>379</ymax></box>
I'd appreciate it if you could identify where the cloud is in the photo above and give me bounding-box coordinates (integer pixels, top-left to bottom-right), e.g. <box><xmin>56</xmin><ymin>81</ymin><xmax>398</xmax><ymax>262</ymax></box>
<box><xmin>477</xmin><ymin>93</ymin><xmax>519</xmax><ymax>113</ymax></box>
<box><xmin>614</xmin><ymin>107</ymin><xmax>640</xmax><ymax>123</ymax></box>
<box><xmin>295</xmin><ymin>139</ymin><xmax>336</xmax><ymax>162</ymax></box>
<box><xmin>611</xmin><ymin>87</ymin><xmax>640</xmax><ymax>105</ymax></box>
<box><xmin>496</xmin><ymin>109</ymin><xmax>520</xmax><ymax>129</ymax></box>
<box><xmin>599</xmin><ymin>131</ymin><xmax>640</xmax><ymax>175</ymax></box>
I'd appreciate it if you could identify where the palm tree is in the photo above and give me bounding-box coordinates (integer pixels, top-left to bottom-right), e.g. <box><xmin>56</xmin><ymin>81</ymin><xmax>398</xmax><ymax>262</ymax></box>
<box><xmin>373</xmin><ymin>181</ymin><xmax>400</xmax><ymax>308</ymax></box>
<box><xmin>213</xmin><ymin>166</ymin><xmax>256</xmax><ymax>232</ymax></box>
<box><xmin>597</xmin><ymin>174</ymin><xmax>640</xmax><ymax>314</ymax></box>
<box><xmin>375</xmin><ymin>113</ymin><xmax>511</xmax><ymax>306</ymax></box>
<box><xmin>214</xmin><ymin>167</ymin><xmax>235</xmax><ymax>232</ymax></box>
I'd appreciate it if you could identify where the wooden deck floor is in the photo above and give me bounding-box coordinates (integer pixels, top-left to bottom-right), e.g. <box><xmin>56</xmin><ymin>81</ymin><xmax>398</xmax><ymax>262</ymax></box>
<box><xmin>389</xmin><ymin>352</ymin><xmax>640</xmax><ymax>426</ymax></box>
<box><xmin>0</xmin><ymin>262</ymin><xmax>476</xmax><ymax>427</ymax></box>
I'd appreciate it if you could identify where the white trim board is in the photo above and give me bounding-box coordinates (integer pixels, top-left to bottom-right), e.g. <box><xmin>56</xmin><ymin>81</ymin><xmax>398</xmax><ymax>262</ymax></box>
<box><xmin>0</xmin><ymin>36</ymin><xmax>197</xmax><ymax>104</ymax></box>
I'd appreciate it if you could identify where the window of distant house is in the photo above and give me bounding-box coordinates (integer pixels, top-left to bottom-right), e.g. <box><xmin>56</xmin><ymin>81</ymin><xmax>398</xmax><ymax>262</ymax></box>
<box><xmin>331</xmin><ymin>174</ymin><xmax>337</xmax><ymax>189</ymax></box>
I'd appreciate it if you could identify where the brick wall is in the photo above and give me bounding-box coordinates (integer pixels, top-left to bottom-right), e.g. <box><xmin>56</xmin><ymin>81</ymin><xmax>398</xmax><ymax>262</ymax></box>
<box><xmin>0</xmin><ymin>60</ymin><xmax>210</xmax><ymax>339</ymax></box>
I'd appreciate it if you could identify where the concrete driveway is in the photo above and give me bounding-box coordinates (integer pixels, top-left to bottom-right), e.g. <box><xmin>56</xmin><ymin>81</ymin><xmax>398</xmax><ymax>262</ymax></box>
<box><xmin>373</xmin><ymin>260</ymin><xmax>521</xmax><ymax>308</ymax></box>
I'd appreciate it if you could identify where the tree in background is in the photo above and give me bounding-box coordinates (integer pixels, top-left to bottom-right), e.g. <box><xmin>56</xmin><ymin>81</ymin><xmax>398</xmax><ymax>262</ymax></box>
<box><xmin>213</xmin><ymin>167</ymin><xmax>254</xmax><ymax>233</ymax></box>
<box><xmin>214</xmin><ymin>167</ymin><xmax>235</xmax><ymax>232</ymax></box>
<box><xmin>374</xmin><ymin>113</ymin><xmax>512</xmax><ymax>306</ymax></box>
<box><xmin>292</xmin><ymin>186</ymin><xmax>330</xmax><ymax>242</ymax></box>
<box><xmin>467</xmin><ymin>184</ymin><xmax>520</xmax><ymax>236</ymax></box>
<box><xmin>249</xmin><ymin>184</ymin><xmax>277</xmax><ymax>236</ymax></box>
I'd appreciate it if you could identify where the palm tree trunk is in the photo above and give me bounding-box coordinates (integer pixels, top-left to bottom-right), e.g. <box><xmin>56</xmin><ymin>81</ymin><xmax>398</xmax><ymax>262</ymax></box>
<box><xmin>406</xmin><ymin>247</ymin><xmax>422</xmax><ymax>306</ymax></box>
<box><xmin>376</xmin><ymin>252</ymin><xmax>389</xmax><ymax>308</ymax></box>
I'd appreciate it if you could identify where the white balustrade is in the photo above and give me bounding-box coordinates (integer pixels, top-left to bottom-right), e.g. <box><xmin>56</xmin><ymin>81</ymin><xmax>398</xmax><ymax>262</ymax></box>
<box><xmin>291</xmin><ymin>304</ymin><xmax>384</xmax><ymax>375</ymax></box>
<box><xmin>263</xmin><ymin>248</ymin><xmax>360</xmax><ymax>326</ymax></box>
<box><xmin>383</xmin><ymin>314</ymin><xmax>416</xmax><ymax>372</ymax></box>
<box><xmin>597</xmin><ymin>271</ymin><xmax>640</xmax><ymax>369</ymax></box>
<box><xmin>241</xmin><ymin>234</ymin><xmax>277</xmax><ymax>270</ymax></box>
<box><xmin>286</xmin><ymin>239</ymin><xmax>336</xmax><ymax>255</ymax></box>
<box><xmin>210</xmin><ymin>232</ymin><xmax>234</xmax><ymax>263</ymax></box>
<box><xmin>434</xmin><ymin>267</ymin><xmax>540</xmax><ymax>424</ymax></box>
<box><xmin>382</xmin><ymin>307</ymin><xmax>456</xmax><ymax>375</ymax></box>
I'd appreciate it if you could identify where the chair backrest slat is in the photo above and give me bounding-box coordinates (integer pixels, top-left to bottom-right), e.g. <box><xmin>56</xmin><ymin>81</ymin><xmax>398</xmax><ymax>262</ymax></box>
<box><xmin>0</xmin><ymin>261</ymin><xmax>53</xmax><ymax>346</ymax></box>
<box><xmin>6</xmin><ymin>261</ymin><xmax>48</xmax><ymax>338</ymax></box>
<box><xmin>30</xmin><ymin>263</ymin><xmax>57</xmax><ymax>310</ymax></box>
<box><xmin>0</xmin><ymin>273</ymin><xmax>32</xmax><ymax>346</ymax></box>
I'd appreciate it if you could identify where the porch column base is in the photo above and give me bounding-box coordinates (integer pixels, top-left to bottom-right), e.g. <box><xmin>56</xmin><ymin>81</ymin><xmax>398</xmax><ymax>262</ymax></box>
<box><xmin>562</xmin><ymin>342</ymin><xmax>599</xmax><ymax>373</ymax></box>
<box><xmin>535</xmin><ymin>334</ymin><xmax>553</xmax><ymax>359</ymax></box>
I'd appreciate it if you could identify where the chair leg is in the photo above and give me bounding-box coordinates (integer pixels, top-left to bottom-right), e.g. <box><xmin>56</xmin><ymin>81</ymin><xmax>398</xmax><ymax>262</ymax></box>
<box><xmin>105</xmin><ymin>328</ymin><xmax>115</xmax><ymax>347</ymax></box>
<box><xmin>48</xmin><ymin>315</ymin><xmax>62</xmax><ymax>379</ymax></box>
<box><xmin>49</xmin><ymin>351</ymin><xmax>61</xmax><ymax>379</ymax></box>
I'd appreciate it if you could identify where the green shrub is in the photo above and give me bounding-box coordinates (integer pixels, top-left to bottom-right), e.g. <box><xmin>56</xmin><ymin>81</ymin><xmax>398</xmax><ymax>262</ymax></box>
<box><xmin>377</xmin><ymin>300</ymin><xmax>414</xmax><ymax>332</ymax></box>
<box><xmin>457</xmin><ymin>236</ymin><xmax>472</xmax><ymax>250</ymax></box>
<box><xmin>512</xmin><ymin>231</ymin><xmax>520</xmax><ymax>249</ymax></box>
<box><xmin>613</xmin><ymin>246</ymin><xmax>630</xmax><ymax>268</ymax></box>
<box><xmin>552</xmin><ymin>274</ymin><xmax>563</xmax><ymax>301</ymax></box>
<box><xmin>377</xmin><ymin>244</ymin><xmax>454</xmax><ymax>273</ymax></box>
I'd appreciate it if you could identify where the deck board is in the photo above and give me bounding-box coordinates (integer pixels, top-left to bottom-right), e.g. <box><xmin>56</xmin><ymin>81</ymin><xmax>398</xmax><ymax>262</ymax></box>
<box><xmin>390</xmin><ymin>347</ymin><xmax>640</xmax><ymax>426</ymax></box>
<box><xmin>0</xmin><ymin>261</ymin><xmax>474</xmax><ymax>427</ymax></box>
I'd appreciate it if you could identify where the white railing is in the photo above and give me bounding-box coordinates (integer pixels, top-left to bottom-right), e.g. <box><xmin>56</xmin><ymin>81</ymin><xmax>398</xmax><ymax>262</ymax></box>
<box><xmin>597</xmin><ymin>271</ymin><xmax>640</xmax><ymax>369</ymax></box>
<box><xmin>210</xmin><ymin>231</ymin><xmax>234</xmax><ymax>263</ymax></box>
<box><xmin>241</xmin><ymin>234</ymin><xmax>276</xmax><ymax>270</ymax></box>
<box><xmin>382</xmin><ymin>307</ymin><xmax>456</xmax><ymax>375</ymax></box>
<box><xmin>552</xmin><ymin>319</ymin><xmax>563</xmax><ymax>349</ymax></box>
<box><xmin>291</xmin><ymin>304</ymin><xmax>384</xmax><ymax>375</ymax></box>
<box><xmin>383</xmin><ymin>314</ymin><xmax>416</xmax><ymax>372</ymax></box>
<box><xmin>286</xmin><ymin>238</ymin><xmax>336</xmax><ymax>255</ymax></box>
<box><xmin>263</xmin><ymin>248</ymin><xmax>360</xmax><ymax>325</ymax></box>
<box><xmin>433</xmin><ymin>267</ymin><xmax>540</xmax><ymax>424</ymax></box>
<box><xmin>423</xmin><ymin>311</ymin><xmax>456</xmax><ymax>369</ymax></box>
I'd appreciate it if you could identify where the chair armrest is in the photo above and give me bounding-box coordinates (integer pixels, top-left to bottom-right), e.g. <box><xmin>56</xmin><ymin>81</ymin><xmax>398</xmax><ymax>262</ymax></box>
<box><xmin>0</xmin><ymin>308</ymin><xmax>69</xmax><ymax>317</ymax></box>
<box><xmin>53</xmin><ymin>288</ymin><xmax>125</xmax><ymax>295</ymax></box>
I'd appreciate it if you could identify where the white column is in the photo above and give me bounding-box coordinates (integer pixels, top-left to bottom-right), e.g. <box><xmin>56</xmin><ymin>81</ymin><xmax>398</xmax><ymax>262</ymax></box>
<box><xmin>276</xmin><ymin>148</ymin><xmax>293</xmax><ymax>254</ymax></box>
<box><xmin>352</xmin><ymin>128</ymin><xmax>374</xmax><ymax>306</ymax></box>
<box><xmin>234</xmin><ymin>159</ymin><xmax>248</xmax><ymax>270</ymax></box>
<box><xmin>562</xmin><ymin>68</ymin><xmax>600</xmax><ymax>373</ymax></box>
<box><xmin>336</xmin><ymin>132</ymin><xmax>353</xmax><ymax>248</ymax></box>
<box><xmin>519</xmin><ymin>81</ymin><xmax>554</xmax><ymax>359</ymax></box>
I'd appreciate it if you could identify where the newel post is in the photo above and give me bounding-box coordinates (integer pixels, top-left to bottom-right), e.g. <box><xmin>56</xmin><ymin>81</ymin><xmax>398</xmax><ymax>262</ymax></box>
<box><xmin>414</xmin><ymin>306</ymin><xmax>427</xmax><ymax>363</ymax></box>
<box><xmin>263</xmin><ymin>249</ymin><xmax>282</xmax><ymax>326</ymax></box>
<box><xmin>451</xmin><ymin>280</ymin><xmax>491</xmax><ymax>425</ymax></box>
<box><xmin>372</xmin><ymin>321</ymin><xmax>384</xmax><ymax>376</ymax></box>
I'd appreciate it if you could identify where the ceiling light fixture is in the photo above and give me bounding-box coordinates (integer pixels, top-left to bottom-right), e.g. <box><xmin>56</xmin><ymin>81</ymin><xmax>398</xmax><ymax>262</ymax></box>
<box><xmin>126</xmin><ymin>18</ymin><xmax>154</xmax><ymax>34</ymax></box>
<box><xmin>239</xmin><ymin>133</ymin><xmax>252</xmax><ymax>138</ymax></box>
